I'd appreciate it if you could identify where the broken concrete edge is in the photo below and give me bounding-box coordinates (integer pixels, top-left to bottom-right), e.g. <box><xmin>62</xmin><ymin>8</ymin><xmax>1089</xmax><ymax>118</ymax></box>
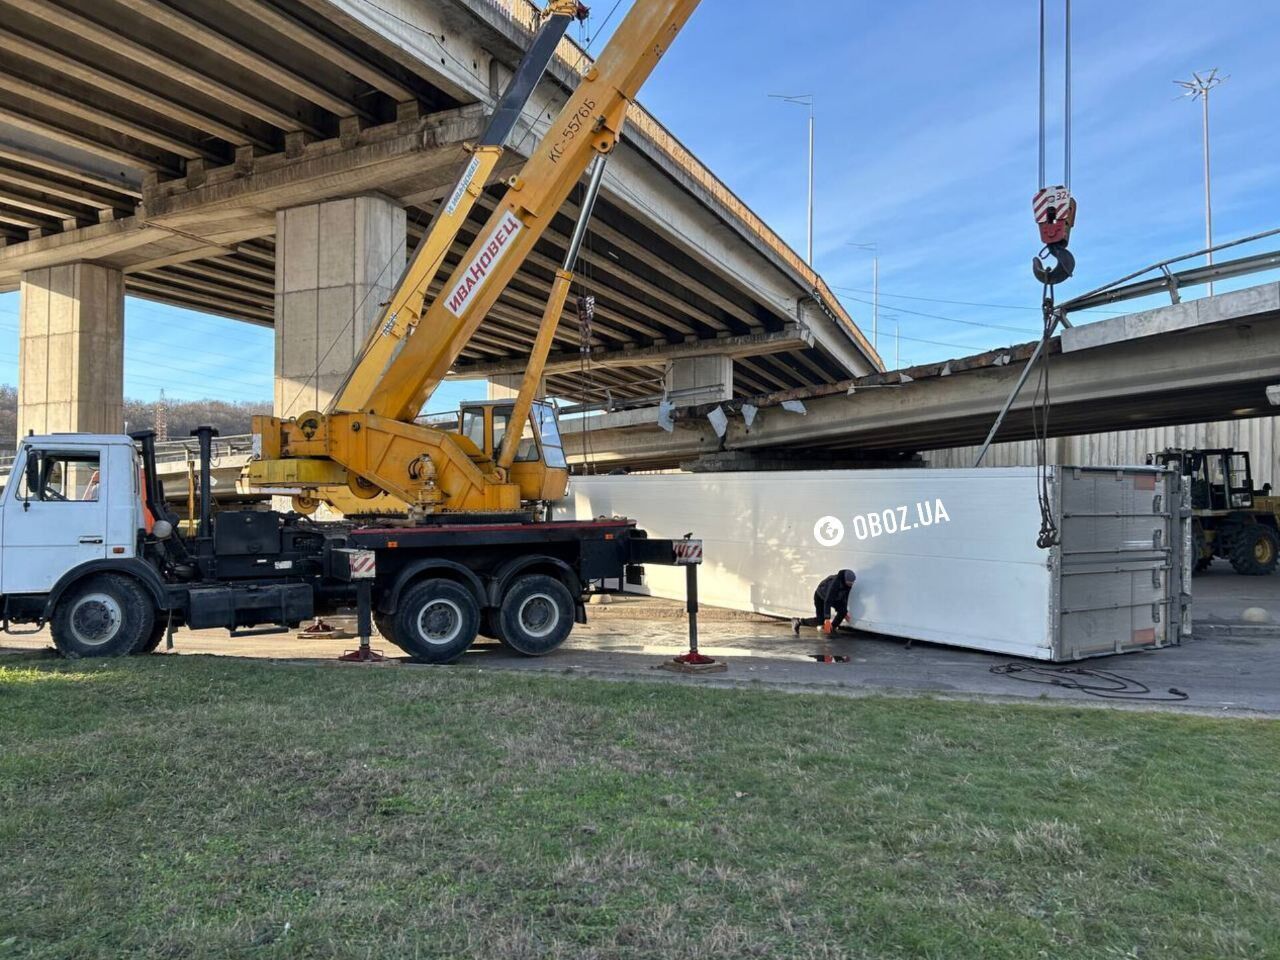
<box><xmin>669</xmin><ymin>337</ymin><xmax>1051</xmax><ymax>422</ymax></box>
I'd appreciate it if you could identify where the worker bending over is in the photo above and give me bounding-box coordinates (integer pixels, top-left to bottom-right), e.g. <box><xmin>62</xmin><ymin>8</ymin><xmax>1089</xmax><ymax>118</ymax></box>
<box><xmin>792</xmin><ymin>569</ymin><xmax>857</xmax><ymax>636</ymax></box>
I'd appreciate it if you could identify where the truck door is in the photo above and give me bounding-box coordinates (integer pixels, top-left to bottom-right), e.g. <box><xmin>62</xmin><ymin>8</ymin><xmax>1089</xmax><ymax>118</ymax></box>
<box><xmin>2</xmin><ymin>445</ymin><xmax>109</xmax><ymax>595</ymax></box>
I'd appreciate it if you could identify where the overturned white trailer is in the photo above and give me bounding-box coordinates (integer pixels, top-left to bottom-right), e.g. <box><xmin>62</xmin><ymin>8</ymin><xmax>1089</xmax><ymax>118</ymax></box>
<box><xmin>560</xmin><ymin>466</ymin><xmax>1192</xmax><ymax>661</ymax></box>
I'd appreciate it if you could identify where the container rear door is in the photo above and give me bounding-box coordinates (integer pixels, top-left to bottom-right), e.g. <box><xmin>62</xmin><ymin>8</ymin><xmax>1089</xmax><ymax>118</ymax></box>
<box><xmin>1055</xmin><ymin>467</ymin><xmax>1180</xmax><ymax>660</ymax></box>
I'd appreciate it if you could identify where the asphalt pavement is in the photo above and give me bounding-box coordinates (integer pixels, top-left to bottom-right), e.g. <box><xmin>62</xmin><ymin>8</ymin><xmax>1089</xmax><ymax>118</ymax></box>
<box><xmin>3</xmin><ymin>562</ymin><xmax>1277</xmax><ymax>716</ymax></box>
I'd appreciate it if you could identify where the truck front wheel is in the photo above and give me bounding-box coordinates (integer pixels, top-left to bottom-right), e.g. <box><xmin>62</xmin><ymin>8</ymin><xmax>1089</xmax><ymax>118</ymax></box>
<box><xmin>392</xmin><ymin>578</ymin><xmax>479</xmax><ymax>664</ymax></box>
<box><xmin>498</xmin><ymin>574</ymin><xmax>574</xmax><ymax>656</ymax></box>
<box><xmin>51</xmin><ymin>574</ymin><xmax>155</xmax><ymax>659</ymax></box>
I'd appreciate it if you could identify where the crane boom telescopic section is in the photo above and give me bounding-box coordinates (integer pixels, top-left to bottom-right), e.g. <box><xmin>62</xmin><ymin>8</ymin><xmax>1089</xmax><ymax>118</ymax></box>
<box><xmin>249</xmin><ymin>0</ymin><xmax>702</xmax><ymax>518</ymax></box>
<box><xmin>366</xmin><ymin>0</ymin><xmax>700</xmax><ymax>423</ymax></box>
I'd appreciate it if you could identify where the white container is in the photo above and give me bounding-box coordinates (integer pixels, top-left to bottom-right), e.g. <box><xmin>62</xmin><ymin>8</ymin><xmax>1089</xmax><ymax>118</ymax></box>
<box><xmin>558</xmin><ymin>466</ymin><xmax>1191</xmax><ymax>661</ymax></box>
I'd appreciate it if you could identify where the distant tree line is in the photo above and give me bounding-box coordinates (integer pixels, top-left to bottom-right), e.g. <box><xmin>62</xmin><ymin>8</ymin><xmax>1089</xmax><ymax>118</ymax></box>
<box><xmin>0</xmin><ymin>385</ymin><xmax>270</xmax><ymax>454</ymax></box>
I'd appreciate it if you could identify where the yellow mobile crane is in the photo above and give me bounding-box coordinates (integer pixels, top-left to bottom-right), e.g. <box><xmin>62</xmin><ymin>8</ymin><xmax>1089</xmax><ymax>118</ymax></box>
<box><xmin>248</xmin><ymin>0</ymin><xmax>701</xmax><ymax>519</ymax></box>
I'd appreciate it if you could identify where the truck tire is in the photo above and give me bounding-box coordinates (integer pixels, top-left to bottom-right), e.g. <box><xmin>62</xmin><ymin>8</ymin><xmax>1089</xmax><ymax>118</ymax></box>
<box><xmin>479</xmin><ymin>609</ymin><xmax>505</xmax><ymax>643</ymax></box>
<box><xmin>1230</xmin><ymin>524</ymin><xmax>1280</xmax><ymax>576</ymax></box>
<box><xmin>373</xmin><ymin>612</ymin><xmax>397</xmax><ymax>643</ymax></box>
<box><xmin>134</xmin><ymin>619</ymin><xmax>167</xmax><ymax>654</ymax></box>
<box><xmin>51</xmin><ymin>574</ymin><xmax>155</xmax><ymax>659</ymax></box>
<box><xmin>391</xmin><ymin>578</ymin><xmax>479</xmax><ymax>664</ymax></box>
<box><xmin>497</xmin><ymin>574</ymin><xmax>574</xmax><ymax>656</ymax></box>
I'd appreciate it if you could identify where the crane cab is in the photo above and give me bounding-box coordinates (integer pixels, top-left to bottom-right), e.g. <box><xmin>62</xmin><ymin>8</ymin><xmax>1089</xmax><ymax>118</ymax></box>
<box><xmin>457</xmin><ymin>400</ymin><xmax>570</xmax><ymax>503</ymax></box>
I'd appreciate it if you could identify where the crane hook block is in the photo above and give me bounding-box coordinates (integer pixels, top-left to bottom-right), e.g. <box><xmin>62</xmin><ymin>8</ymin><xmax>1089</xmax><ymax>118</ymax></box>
<box><xmin>1033</xmin><ymin>243</ymin><xmax>1075</xmax><ymax>286</ymax></box>
<box><xmin>1032</xmin><ymin>186</ymin><xmax>1077</xmax><ymax>285</ymax></box>
<box><xmin>1032</xmin><ymin>186</ymin><xmax>1077</xmax><ymax>246</ymax></box>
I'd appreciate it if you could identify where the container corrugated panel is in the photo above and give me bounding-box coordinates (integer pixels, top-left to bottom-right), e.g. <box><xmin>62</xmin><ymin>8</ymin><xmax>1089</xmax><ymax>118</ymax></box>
<box><xmin>1052</xmin><ymin>467</ymin><xmax>1188</xmax><ymax>659</ymax></box>
<box><xmin>558</xmin><ymin>465</ymin><xmax>1190</xmax><ymax>661</ymax></box>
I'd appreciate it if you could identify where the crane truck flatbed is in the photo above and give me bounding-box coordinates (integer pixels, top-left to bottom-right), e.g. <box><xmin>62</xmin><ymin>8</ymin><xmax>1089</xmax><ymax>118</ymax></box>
<box><xmin>0</xmin><ymin>430</ymin><xmax>698</xmax><ymax>664</ymax></box>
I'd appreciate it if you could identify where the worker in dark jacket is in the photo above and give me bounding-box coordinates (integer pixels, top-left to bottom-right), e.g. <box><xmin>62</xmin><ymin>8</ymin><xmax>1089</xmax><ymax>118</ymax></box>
<box><xmin>792</xmin><ymin>569</ymin><xmax>856</xmax><ymax>635</ymax></box>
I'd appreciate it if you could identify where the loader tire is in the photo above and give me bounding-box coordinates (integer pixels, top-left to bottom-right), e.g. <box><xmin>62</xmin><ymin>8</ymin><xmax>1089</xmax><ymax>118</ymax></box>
<box><xmin>497</xmin><ymin>574</ymin><xmax>573</xmax><ymax>656</ymax></box>
<box><xmin>1230</xmin><ymin>524</ymin><xmax>1280</xmax><ymax>576</ymax></box>
<box><xmin>51</xmin><ymin>574</ymin><xmax>155</xmax><ymax>659</ymax></box>
<box><xmin>1193</xmin><ymin>526</ymin><xmax>1212</xmax><ymax>573</ymax></box>
<box><xmin>391</xmin><ymin>579</ymin><xmax>479</xmax><ymax>664</ymax></box>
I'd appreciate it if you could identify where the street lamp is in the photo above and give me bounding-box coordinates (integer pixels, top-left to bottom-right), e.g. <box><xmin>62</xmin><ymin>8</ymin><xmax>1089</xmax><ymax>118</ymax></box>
<box><xmin>848</xmin><ymin>242</ymin><xmax>878</xmax><ymax>351</ymax></box>
<box><xmin>769</xmin><ymin>93</ymin><xmax>814</xmax><ymax>266</ymax></box>
<box><xmin>1175</xmin><ymin>69</ymin><xmax>1227</xmax><ymax>295</ymax></box>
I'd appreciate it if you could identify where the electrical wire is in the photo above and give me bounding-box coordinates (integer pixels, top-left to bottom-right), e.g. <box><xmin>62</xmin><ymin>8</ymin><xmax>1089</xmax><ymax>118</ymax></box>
<box><xmin>835</xmin><ymin>293</ymin><xmax>1040</xmax><ymax>335</ymax></box>
<box><xmin>829</xmin><ymin>287</ymin><xmax>1122</xmax><ymax>315</ymax></box>
<box><xmin>991</xmin><ymin>662</ymin><xmax>1188</xmax><ymax>702</ymax></box>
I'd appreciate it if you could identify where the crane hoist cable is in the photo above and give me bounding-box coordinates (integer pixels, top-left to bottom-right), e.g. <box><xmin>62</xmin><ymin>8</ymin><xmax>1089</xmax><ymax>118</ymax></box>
<box><xmin>1032</xmin><ymin>0</ymin><xmax>1077</xmax><ymax>287</ymax></box>
<box><xmin>1028</xmin><ymin>0</ymin><xmax>1077</xmax><ymax>548</ymax></box>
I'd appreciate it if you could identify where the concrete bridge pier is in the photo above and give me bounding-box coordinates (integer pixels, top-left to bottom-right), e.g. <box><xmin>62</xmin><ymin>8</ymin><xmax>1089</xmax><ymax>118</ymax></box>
<box><xmin>665</xmin><ymin>355</ymin><xmax>733</xmax><ymax>407</ymax></box>
<box><xmin>488</xmin><ymin>374</ymin><xmax>547</xmax><ymax>402</ymax></box>
<box><xmin>17</xmin><ymin>263</ymin><xmax>124</xmax><ymax>441</ymax></box>
<box><xmin>274</xmin><ymin>195</ymin><xmax>406</xmax><ymax>419</ymax></box>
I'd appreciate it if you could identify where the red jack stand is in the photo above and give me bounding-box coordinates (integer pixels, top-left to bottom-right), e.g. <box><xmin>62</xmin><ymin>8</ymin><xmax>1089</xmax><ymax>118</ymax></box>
<box><xmin>337</xmin><ymin>582</ymin><xmax>391</xmax><ymax>664</ymax></box>
<box><xmin>300</xmin><ymin>617</ymin><xmax>340</xmax><ymax>639</ymax></box>
<box><xmin>657</xmin><ymin>561</ymin><xmax>726</xmax><ymax>674</ymax></box>
<box><xmin>338</xmin><ymin>644</ymin><xmax>387</xmax><ymax>663</ymax></box>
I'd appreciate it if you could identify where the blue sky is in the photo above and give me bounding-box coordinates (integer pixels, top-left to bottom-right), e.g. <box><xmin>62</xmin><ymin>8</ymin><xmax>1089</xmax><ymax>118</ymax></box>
<box><xmin>1</xmin><ymin>0</ymin><xmax>1276</xmax><ymax>406</ymax></box>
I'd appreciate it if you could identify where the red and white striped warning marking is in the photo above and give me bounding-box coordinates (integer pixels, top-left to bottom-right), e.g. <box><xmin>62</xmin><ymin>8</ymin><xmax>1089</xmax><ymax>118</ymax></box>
<box><xmin>1033</xmin><ymin>186</ymin><xmax>1070</xmax><ymax>223</ymax></box>
<box><xmin>348</xmin><ymin>550</ymin><xmax>377</xmax><ymax>579</ymax></box>
<box><xmin>673</xmin><ymin>539</ymin><xmax>703</xmax><ymax>565</ymax></box>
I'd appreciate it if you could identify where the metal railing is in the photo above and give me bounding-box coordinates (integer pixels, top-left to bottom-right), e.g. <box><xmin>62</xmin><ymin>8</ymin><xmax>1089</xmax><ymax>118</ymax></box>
<box><xmin>1062</xmin><ymin>227</ymin><xmax>1280</xmax><ymax>314</ymax></box>
<box><xmin>0</xmin><ymin>434</ymin><xmax>256</xmax><ymax>475</ymax></box>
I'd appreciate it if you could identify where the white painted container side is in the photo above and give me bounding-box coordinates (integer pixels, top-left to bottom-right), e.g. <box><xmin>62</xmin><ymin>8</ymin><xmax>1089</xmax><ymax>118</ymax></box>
<box><xmin>558</xmin><ymin>466</ymin><xmax>1189</xmax><ymax>661</ymax></box>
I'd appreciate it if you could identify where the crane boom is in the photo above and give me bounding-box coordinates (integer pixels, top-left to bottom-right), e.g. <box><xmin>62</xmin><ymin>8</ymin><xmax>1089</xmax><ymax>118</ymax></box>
<box><xmin>248</xmin><ymin>0</ymin><xmax>702</xmax><ymax>518</ymax></box>
<box><xmin>330</xmin><ymin>0</ymin><xmax>588</xmax><ymax>414</ymax></box>
<box><xmin>364</xmin><ymin>0</ymin><xmax>700</xmax><ymax>423</ymax></box>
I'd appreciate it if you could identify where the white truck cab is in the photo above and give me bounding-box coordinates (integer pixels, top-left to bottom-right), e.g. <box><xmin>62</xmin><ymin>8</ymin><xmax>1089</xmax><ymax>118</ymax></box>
<box><xmin>0</xmin><ymin>435</ymin><xmax>161</xmax><ymax>655</ymax></box>
<box><xmin>3</xmin><ymin>435</ymin><xmax>143</xmax><ymax>594</ymax></box>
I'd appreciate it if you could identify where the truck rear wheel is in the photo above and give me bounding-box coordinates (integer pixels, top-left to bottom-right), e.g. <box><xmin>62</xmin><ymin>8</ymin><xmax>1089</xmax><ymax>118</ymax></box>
<box><xmin>373</xmin><ymin>612</ymin><xmax>397</xmax><ymax>642</ymax></box>
<box><xmin>479</xmin><ymin>609</ymin><xmax>505</xmax><ymax>643</ymax></box>
<box><xmin>497</xmin><ymin>574</ymin><xmax>573</xmax><ymax>656</ymax></box>
<box><xmin>51</xmin><ymin>574</ymin><xmax>155</xmax><ymax>659</ymax></box>
<box><xmin>392</xmin><ymin>578</ymin><xmax>479</xmax><ymax>664</ymax></box>
<box><xmin>1230</xmin><ymin>524</ymin><xmax>1280</xmax><ymax>575</ymax></box>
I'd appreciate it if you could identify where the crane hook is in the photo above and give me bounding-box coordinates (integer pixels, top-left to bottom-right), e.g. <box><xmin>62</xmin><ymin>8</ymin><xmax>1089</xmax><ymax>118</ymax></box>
<box><xmin>1033</xmin><ymin>242</ymin><xmax>1075</xmax><ymax>286</ymax></box>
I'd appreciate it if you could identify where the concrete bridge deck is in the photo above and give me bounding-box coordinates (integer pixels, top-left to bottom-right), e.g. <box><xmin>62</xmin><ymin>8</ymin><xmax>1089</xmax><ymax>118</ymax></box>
<box><xmin>0</xmin><ymin>0</ymin><xmax>879</xmax><ymax>419</ymax></box>
<box><xmin>562</xmin><ymin>281</ymin><xmax>1280</xmax><ymax>470</ymax></box>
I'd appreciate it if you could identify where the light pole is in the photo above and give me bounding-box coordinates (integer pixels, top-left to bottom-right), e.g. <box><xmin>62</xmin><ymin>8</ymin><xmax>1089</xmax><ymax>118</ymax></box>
<box><xmin>847</xmin><ymin>242</ymin><xmax>878</xmax><ymax>351</ymax></box>
<box><xmin>1175</xmin><ymin>69</ymin><xmax>1227</xmax><ymax>295</ymax></box>
<box><xmin>769</xmin><ymin>93</ymin><xmax>814</xmax><ymax>265</ymax></box>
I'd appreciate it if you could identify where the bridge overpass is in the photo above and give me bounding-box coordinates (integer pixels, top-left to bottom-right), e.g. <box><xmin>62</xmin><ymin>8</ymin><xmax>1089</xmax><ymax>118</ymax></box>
<box><xmin>0</xmin><ymin>0</ymin><xmax>879</xmax><ymax>440</ymax></box>
<box><xmin>561</xmin><ymin>282</ymin><xmax>1280</xmax><ymax>470</ymax></box>
<box><xmin>4</xmin><ymin>284</ymin><xmax>1272</xmax><ymax>502</ymax></box>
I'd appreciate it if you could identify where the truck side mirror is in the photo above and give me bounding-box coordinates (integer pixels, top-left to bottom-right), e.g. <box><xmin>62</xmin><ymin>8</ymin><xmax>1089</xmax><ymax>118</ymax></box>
<box><xmin>22</xmin><ymin>451</ymin><xmax>39</xmax><ymax>508</ymax></box>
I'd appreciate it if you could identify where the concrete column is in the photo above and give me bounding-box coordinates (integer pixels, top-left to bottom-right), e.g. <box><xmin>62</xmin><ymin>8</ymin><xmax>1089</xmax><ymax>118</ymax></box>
<box><xmin>665</xmin><ymin>355</ymin><xmax>733</xmax><ymax>407</ymax></box>
<box><xmin>487</xmin><ymin>374</ymin><xmax>546</xmax><ymax>401</ymax></box>
<box><xmin>274</xmin><ymin>195</ymin><xmax>406</xmax><ymax>417</ymax></box>
<box><xmin>17</xmin><ymin>262</ymin><xmax>124</xmax><ymax>441</ymax></box>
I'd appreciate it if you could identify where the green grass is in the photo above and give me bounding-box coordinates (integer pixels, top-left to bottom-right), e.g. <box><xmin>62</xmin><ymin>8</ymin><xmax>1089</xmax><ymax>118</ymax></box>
<box><xmin>1</xmin><ymin>654</ymin><xmax>1278</xmax><ymax>959</ymax></box>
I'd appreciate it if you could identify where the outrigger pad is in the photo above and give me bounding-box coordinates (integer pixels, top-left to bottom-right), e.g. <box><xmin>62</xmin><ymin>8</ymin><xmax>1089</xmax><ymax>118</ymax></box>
<box><xmin>654</xmin><ymin>654</ymin><xmax>727</xmax><ymax>675</ymax></box>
